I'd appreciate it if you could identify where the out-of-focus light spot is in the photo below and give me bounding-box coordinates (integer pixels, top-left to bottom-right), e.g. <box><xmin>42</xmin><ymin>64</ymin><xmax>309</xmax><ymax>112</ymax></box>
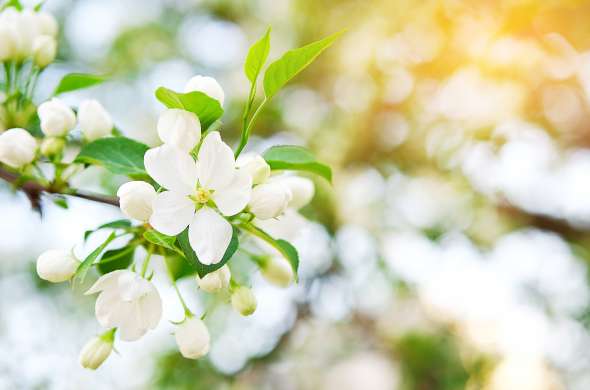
<box><xmin>282</xmin><ymin>88</ymin><xmax>330</xmax><ymax>138</ymax></box>
<box><xmin>486</xmin><ymin>355</ymin><xmax>564</xmax><ymax>390</ymax></box>
<box><xmin>383</xmin><ymin>66</ymin><xmax>414</xmax><ymax>104</ymax></box>
<box><xmin>322</xmin><ymin>353</ymin><xmax>400</xmax><ymax>390</ymax></box>
<box><xmin>375</xmin><ymin>112</ymin><xmax>409</xmax><ymax>150</ymax></box>
<box><xmin>542</xmin><ymin>85</ymin><xmax>583</xmax><ymax>132</ymax></box>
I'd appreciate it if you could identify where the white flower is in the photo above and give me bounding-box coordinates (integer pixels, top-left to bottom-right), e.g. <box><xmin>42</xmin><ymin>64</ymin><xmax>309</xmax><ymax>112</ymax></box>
<box><xmin>37</xmin><ymin>98</ymin><xmax>76</xmax><ymax>136</ymax></box>
<box><xmin>32</xmin><ymin>35</ymin><xmax>56</xmax><ymax>68</ymax></box>
<box><xmin>261</xmin><ymin>256</ymin><xmax>293</xmax><ymax>287</ymax></box>
<box><xmin>237</xmin><ymin>153</ymin><xmax>270</xmax><ymax>185</ymax></box>
<box><xmin>145</xmin><ymin>131</ymin><xmax>251</xmax><ymax>265</ymax></box>
<box><xmin>175</xmin><ymin>317</ymin><xmax>210</xmax><ymax>359</ymax></box>
<box><xmin>117</xmin><ymin>181</ymin><xmax>157</xmax><ymax>222</ymax></box>
<box><xmin>85</xmin><ymin>270</ymin><xmax>162</xmax><ymax>341</ymax></box>
<box><xmin>272</xmin><ymin>176</ymin><xmax>315</xmax><ymax>209</ymax></box>
<box><xmin>196</xmin><ymin>265</ymin><xmax>230</xmax><ymax>293</ymax></box>
<box><xmin>184</xmin><ymin>75</ymin><xmax>225</xmax><ymax>105</ymax></box>
<box><xmin>157</xmin><ymin>109</ymin><xmax>201</xmax><ymax>152</ymax></box>
<box><xmin>79</xmin><ymin>332</ymin><xmax>114</xmax><ymax>370</ymax></box>
<box><xmin>231</xmin><ymin>286</ymin><xmax>257</xmax><ymax>316</ymax></box>
<box><xmin>248</xmin><ymin>182</ymin><xmax>292</xmax><ymax>220</ymax></box>
<box><xmin>0</xmin><ymin>128</ymin><xmax>37</xmax><ymax>168</ymax></box>
<box><xmin>36</xmin><ymin>11</ymin><xmax>58</xmax><ymax>38</ymax></box>
<box><xmin>78</xmin><ymin>100</ymin><xmax>113</xmax><ymax>141</ymax></box>
<box><xmin>0</xmin><ymin>24</ymin><xmax>18</xmax><ymax>62</ymax></box>
<box><xmin>36</xmin><ymin>249</ymin><xmax>79</xmax><ymax>283</ymax></box>
<box><xmin>11</xmin><ymin>9</ymin><xmax>38</xmax><ymax>60</ymax></box>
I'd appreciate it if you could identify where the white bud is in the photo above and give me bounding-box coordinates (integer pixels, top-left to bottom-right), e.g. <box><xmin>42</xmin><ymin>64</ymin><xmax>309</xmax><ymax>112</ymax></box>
<box><xmin>184</xmin><ymin>75</ymin><xmax>225</xmax><ymax>105</ymax></box>
<box><xmin>0</xmin><ymin>128</ymin><xmax>37</xmax><ymax>168</ymax></box>
<box><xmin>237</xmin><ymin>153</ymin><xmax>270</xmax><ymax>185</ymax></box>
<box><xmin>231</xmin><ymin>286</ymin><xmax>257</xmax><ymax>316</ymax></box>
<box><xmin>117</xmin><ymin>181</ymin><xmax>157</xmax><ymax>222</ymax></box>
<box><xmin>157</xmin><ymin>109</ymin><xmax>201</xmax><ymax>152</ymax></box>
<box><xmin>175</xmin><ymin>317</ymin><xmax>210</xmax><ymax>359</ymax></box>
<box><xmin>196</xmin><ymin>265</ymin><xmax>230</xmax><ymax>293</ymax></box>
<box><xmin>79</xmin><ymin>333</ymin><xmax>114</xmax><ymax>370</ymax></box>
<box><xmin>40</xmin><ymin>136</ymin><xmax>65</xmax><ymax>157</ymax></box>
<box><xmin>0</xmin><ymin>24</ymin><xmax>18</xmax><ymax>62</ymax></box>
<box><xmin>261</xmin><ymin>257</ymin><xmax>293</xmax><ymax>287</ymax></box>
<box><xmin>36</xmin><ymin>249</ymin><xmax>79</xmax><ymax>283</ymax></box>
<box><xmin>13</xmin><ymin>9</ymin><xmax>38</xmax><ymax>60</ymax></box>
<box><xmin>78</xmin><ymin>100</ymin><xmax>113</xmax><ymax>141</ymax></box>
<box><xmin>248</xmin><ymin>182</ymin><xmax>292</xmax><ymax>220</ymax></box>
<box><xmin>37</xmin><ymin>98</ymin><xmax>76</xmax><ymax>137</ymax></box>
<box><xmin>36</xmin><ymin>11</ymin><xmax>58</xmax><ymax>38</ymax></box>
<box><xmin>273</xmin><ymin>176</ymin><xmax>315</xmax><ymax>209</ymax></box>
<box><xmin>32</xmin><ymin>35</ymin><xmax>56</xmax><ymax>68</ymax></box>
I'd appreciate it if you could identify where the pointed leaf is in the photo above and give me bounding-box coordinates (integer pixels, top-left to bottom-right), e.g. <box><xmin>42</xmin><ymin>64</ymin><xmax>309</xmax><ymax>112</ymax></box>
<box><xmin>97</xmin><ymin>246</ymin><xmax>135</xmax><ymax>274</ymax></box>
<box><xmin>155</xmin><ymin>87</ymin><xmax>223</xmax><ymax>130</ymax></box>
<box><xmin>245</xmin><ymin>28</ymin><xmax>271</xmax><ymax>83</ymax></box>
<box><xmin>74</xmin><ymin>137</ymin><xmax>149</xmax><ymax>177</ymax></box>
<box><xmin>54</xmin><ymin>73</ymin><xmax>105</xmax><ymax>95</ymax></box>
<box><xmin>143</xmin><ymin>230</ymin><xmax>177</xmax><ymax>251</ymax></box>
<box><xmin>84</xmin><ymin>219</ymin><xmax>131</xmax><ymax>241</ymax></box>
<box><xmin>73</xmin><ymin>232</ymin><xmax>116</xmax><ymax>285</ymax></box>
<box><xmin>263</xmin><ymin>145</ymin><xmax>331</xmax><ymax>182</ymax></box>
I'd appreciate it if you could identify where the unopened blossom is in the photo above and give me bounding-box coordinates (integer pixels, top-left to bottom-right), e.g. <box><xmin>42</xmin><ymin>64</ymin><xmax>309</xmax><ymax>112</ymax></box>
<box><xmin>40</xmin><ymin>137</ymin><xmax>65</xmax><ymax>157</ymax></box>
<box><xmin>157</xmin><ymin>109</ymin><xmax>201</xmax><ymax>152</ymax></box>
<box><xmin>231</xmin><ymin>286</ymin><xmax>257</xmax><ymax>316</ymax></box>
<box><xmin>0</xmin><ymin>24</ymin><xmax>18</xmax><ymax>62</ymax></box>
<box><xmin>37</xmin><ymin>98</ymin><xmax>76</xmax><ymax>137</ymax></box>
<box><xmin>0</xmin><ymin>128</ymin><xmax>37</xmax><ymax>168</ymax></box>
<box><xmin>184</xmin><ymin>75</ymin><xmax>225</xmax><ymax>105</ymax></box>
<box><xmin>175</xmin><ymin>317</ymin><xmax>210</xmax><ymax>359</ymax></box>
<box><xmin>145</xmin><ymin>131</ymin><xmax>251</xmax><ymax>264</ymax></box>
<box><xmin>237</xmin><ymin>153</ymin><xmax>270</xmax><ymax>185</ymax></box>
<box><xmin>85</xmin><ymin>270</ymin><xmax>162</xmax><ymax>341</ymax></box>
<box><xmin>196</xmin><ymin>265</ymin><xmax>230</xmax><ymax>293</ymax></box>
<box><xmin>273</xmin><ymin>175</ymin><xmax>315</xmax><ymax>209</ymax></box>
<box><xmin>32</xmin><ymin>35</ymin><xmax>56</xmax><ymax>68</ymax></box>
<box><xmin>248</xmin><ymin>182</ymin><xmax>292</xmax><ymax>220</ymax></box>
<box><xmin>36</xmin><ymin>249</ymin><xmax>79</xmax><ymax>283</ymax></box>
<box><xmin>79</xmin><ymin>330</ymin><xmax>114</xmax><ymax>370</ymax></box>
<box><xmin>36</xmin><ymin>11</ymin><xmax>58</xmax><ymax>37</ymax></box>
<box><xmin>261</xmin><ymin>256</ymin><xmax>293</xmax><ymax>287</ymax></box>
<box><xmin>78</xmin><ymin>100</ymin><xmax>113</xmax><ymax>141</ymax></box>
<box><xmin>117</xmin><ymin>181</ymin><xmax>157</xmax><ymax>222</ymax></box>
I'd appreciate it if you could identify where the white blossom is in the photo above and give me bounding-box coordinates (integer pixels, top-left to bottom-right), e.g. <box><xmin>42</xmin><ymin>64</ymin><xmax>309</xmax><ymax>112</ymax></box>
<box><xmin>184</xmin><ymin>75</ymin><xmax>225</xmax><ymax>105</ymax></box>
<box><xmin>237</xmin><ymin>152</ymin><xmax>270</xmax><ymax>185</ymax></box>
<box><xmin>157</xmin><ymin>109</ymin><xmax>201</xmax><ymax>152</ymax></box>
<box><xmin>36</xmin><ymin>11</ymin><xmax>58</xmax><ymax>38</ymax></box>
<box><xmin>0</xmin><ymin>128</ymin><xmax>37</xmax><ymax>168</ymax></box>
<box><xmin>261</xmin><ymin>256</ymin><xmax>293</xmax><ymax>287</ymax></box>
<box><xmin>175</xmin><ymin>317</ymin><xmax>210</xmax><ymax>359</ymax></box>
<box><xmin>231</xmin><ymin>286</ymin><xmax>257</xmax><ymax>316</ymax></box>
<box><xmin>36</xmin><ymin>249</ymin><xmax>79</xmax><ymax>283</ymax></box>
<box><xmin>196</xmin><ymin>265</ymin><xmax>230</xmax><ymax>293</ymax></box>
<box><xmin>145</xmin><ymin>131</ymin><xmax>251</xmax><ymax>264</ymax></box>
<box><xmin>78</xmin><ymin>100</ymin><xmax>113</xmax><ymax>141</ymax></box>
<box><xmin>85</xmin><ymin>270</ymin><xmax>162</xmax><ymax>341</ymax></box>
<box><xmin>273</xmin><ymin>175</ymin><xmax>315</xmax><ymax>209</ymax></box>
<box><xmin>79</xmin><ymin>333</ymin><xmax>114</xmax><ymax>370</ymax></box>
<box><xmin>37</xmin><ymin>98</ymin><xmax>76</xmax><ymax>137</ymax></box>
<box><xmin>32</xmin><ymin>35</ymin><xmax>56</xmax><ymax>68</ymax></box>
<box><xmin>117</xmin><ymin>181</ymin><xmax>157</xmax><ymax>222</ymax></box>
<box><xmin>248</xmin><ymin>182</ymin><xmax>292</xmax><ymax>220</ymax></box>
<box><xmin>0</xmin><ymin>23</ymin><xmax>18</xmax><ymax>62</ymax></box>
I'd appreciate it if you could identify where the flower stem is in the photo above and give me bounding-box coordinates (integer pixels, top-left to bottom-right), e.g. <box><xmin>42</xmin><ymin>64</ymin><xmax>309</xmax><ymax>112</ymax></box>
<box><xmin>235</xmin><ymin>98</ymin><xmax>267</xmax><ymax>158</ymax></box>
<box><xmin>140</xmin><ymin>244</ymin><xmax>153</xmax><ymax>277</ymax></box>
<box><xmin>99</xmin><ymin>328</ymin><xmax>117</xmax><ymax>343</ymax></box>
<box><xmin>162</xmin><ymin>247</ymin><xmax>193</xmax><ymax>317</ymax></box>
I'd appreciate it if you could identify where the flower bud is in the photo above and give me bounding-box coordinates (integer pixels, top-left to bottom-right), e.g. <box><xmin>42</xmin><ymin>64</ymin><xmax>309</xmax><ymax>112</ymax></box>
<box><xmin>0</xmin><ymin>128</ymin><xmax>37</xmax><ymax>168</ymax></box>
<box><xmin>231</xmin><ymin>286</ymin><xmax>257</xmax><ymax>316</ymax></box>
<box><xmin>274</xmin><ymin>176</ymin><xmax>315</xmax><ymax>209</ymax></box>
<box><xmin>12</xmin><ymin>9</ymin><xmax>38</xmax><ymax>61</ymax></box>
<box><xmin>117</xmin><ymin>181</ymin><xmax>157</xmax><ymax>222</ymax></box>
<box><xmin>196</xmin><ymin>265</ymin><xmax>230</xmax><ymax>293</ymax></box>
<box><xmin>79</xmin><ymin>331</ymin><xmax>114</xmax><ymax>370</ymax></box>
<box><xmin>237</xmin><ymin>153</ymin><xmax>270</xmax><ymax>185</ymax></box>
<box><xmin>36</xmin><ymin>249</ymin><xmax>79</xmax><ymax>283</ymax></box>
<box><xmin>0</xmin><ymin>24</ymin><xmax>18</xmax><ymax>62</ymax></box>
<box><xmin>40</xmin><ymin>136</ymin><xmax>65</xmax><ymax>157</ymax></box>
<box><xmin>36</xmin><ymin>12</ymin><xmax>58</xmax><ymax>38</ymax></box>
<box><xmin>184</xmin><ymin>75</ymin><xmax>225</xmax><ymax>105</ymax></box>
<box><xmin>157</xmin><ymin>109</ymin><xmax>201</xmax><ymax>152</ymax></box>
<box><xmin>261</xmin><ymin>257</ymin><xmax>293</xmax><ymax>287</ymax></box>
<box><xmin>32</xmin><ymin>35</ymin><xmax>56</xmax><ymax>68</ymax></box>
<box><xmin>248</xmin><ymin>182</ymin><xmax>292</xmax><ymax>220</ymax></box>
<box><xmin>37</xmin><ymin>98</ymin><xmax>76</xmax><ymax>137</ymax></box>
<box><xmin>175</xmin><ymin>317</ymin><xmax>210</xmax><ymax>359</ymax></box>
<box><xmin>78</xmin><ymin>100</ymin><xmax>113</xmax><ymax>141</ymax></box>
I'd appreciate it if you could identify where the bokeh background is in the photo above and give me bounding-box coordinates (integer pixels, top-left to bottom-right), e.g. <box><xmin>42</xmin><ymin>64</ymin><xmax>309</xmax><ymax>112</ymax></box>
<box><xmin>2</xmin><ymin>0</ymin><xmax>590</xmax><ymax>388</ymax></box>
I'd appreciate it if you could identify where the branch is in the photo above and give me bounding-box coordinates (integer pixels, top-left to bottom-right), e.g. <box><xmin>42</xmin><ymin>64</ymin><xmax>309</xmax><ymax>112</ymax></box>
<box><xmin>0</xmin><ymin>166</ymin><xmax>119</xmax><ymax>208</ymax></box>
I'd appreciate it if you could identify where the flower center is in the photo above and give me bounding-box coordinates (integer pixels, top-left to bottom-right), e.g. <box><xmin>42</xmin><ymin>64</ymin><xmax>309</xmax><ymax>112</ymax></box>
<box><xmin>191</xmin><ymin>188</ymin><xmax>211</xmax><ymax>204</ymax></box>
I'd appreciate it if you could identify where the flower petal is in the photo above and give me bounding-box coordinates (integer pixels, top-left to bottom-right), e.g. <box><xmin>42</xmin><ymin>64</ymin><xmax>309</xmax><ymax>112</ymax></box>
<box><xmin>85</xmin><ymin>270</ymin><xmax>127</xmax><ymax>295</ymax></box>
<box><xmin>197</xmin><ymin>131</ymin><xmax>235</xmax><ymax>191</ymax></box>
<box><xmin>144</xmin><ymin>145</ymin><xmax>197</xmax><ymax>194</ymax></box>
<box><xmin>150</xmin><ymin>191</ymin><xmax>195</xmax><ymax>236</ymax></box>
<box><xmin>212</xmin><ymin>169</ymin><xmax>252</xmax><ymax>216</ymax></box>
<box><xmin>188</xmin><ymin>207</ymin><xmax>232</xmax><ymax>265</ymax></box>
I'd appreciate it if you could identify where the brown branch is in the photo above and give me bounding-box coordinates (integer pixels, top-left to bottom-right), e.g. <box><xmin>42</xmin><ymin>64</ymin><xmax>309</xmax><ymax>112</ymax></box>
<box><xmin>0</xmin><ymin>166</ymin><xmax>119</xmax><ymax>208</ymax></box>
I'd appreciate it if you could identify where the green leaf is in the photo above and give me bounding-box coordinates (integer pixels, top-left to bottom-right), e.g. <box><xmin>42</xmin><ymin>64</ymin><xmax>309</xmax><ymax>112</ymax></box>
<box><xmin>263</xmin><ymin>145</ymin><xmax>332</xmax><ymax>182</ymax></box>
<box><xmin>143</xmin><ymin>230</ymin><xmax>177</xmax><ymax>251</ymax></box>
<box><xmin>176</xmin><ymin>226</ymin><xmax>239</xmax><ymax>278</ymax></box>
<box><xmin>263</xmin><ymin>30</ymin><xmax>344</xmax><ymax>99</ymax></box>
<box><xmin>54</xmin><ymin>73</ymin><xmax>105</xmax><ymax>95</ymax></box>
<box><xmin>74</xmin><ymin>137</ymin><xmax>149</xmax><ymax>177</ymax></box>
<box><xmin>155</xmin><ymin>87</ymin><xmax>223</xmax><ymax>130</ymax></box>
<box><xmin>164</xmin><ymin>255</ymin><xmax>195</xmax><ymax>281</ymax></box>
<box><xmin>245</xmin><ymin>28</ymin><xmax>271</xmax><ymax>83</ymax></box>
<box><xmin>84</xmin><ymin>219</ymin><xmax>131</xmax><ymax>241</ymax></box>
<box><xmin>97</xmin><ymin>246</ymin><xmax>135</xmax><ymax>274</ymax></box>
<box><xmin>239</xmin><ymin>222</ymin><xmax>299</xmax><ymax>279</ymax></box>
<box><xmin>73</xmin><ymin>232</ymin><xmax>116</xmax><ymax>285</ymax></box>
<box><xmin>2</xmin><ymin>0</ymin><xmax>23</xmax><ymax>11</ymax></box>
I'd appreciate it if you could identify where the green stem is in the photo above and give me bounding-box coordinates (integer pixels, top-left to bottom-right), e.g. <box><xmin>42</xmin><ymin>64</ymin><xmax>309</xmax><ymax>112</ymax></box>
<box><xmin>237</xmin><ymin>221</ymin><xmax>286</xmax><ymax>261</ymax></box>
<box><xmin>162</xmin><ymin>247</ymin><xmax>193</xmax><ymax>317</ymax></box>
<box><xmin>141</xmin><ymin>244</ymin><xmax>154</xmax><ymax>277</ymax></box>
<box><xmin>235</xmin><ymin>98</ymin><xmax>267</xmax><ymax>158</ymax></box>
<box><xmin>99</xmin><ymin>328</ymin><xmax>117</xmax><ymax>343</ymax></box>
<box><xmin>3</xmin><ymin>62</ymin><xmax>10</xmax><ymax>94</ymax></box>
